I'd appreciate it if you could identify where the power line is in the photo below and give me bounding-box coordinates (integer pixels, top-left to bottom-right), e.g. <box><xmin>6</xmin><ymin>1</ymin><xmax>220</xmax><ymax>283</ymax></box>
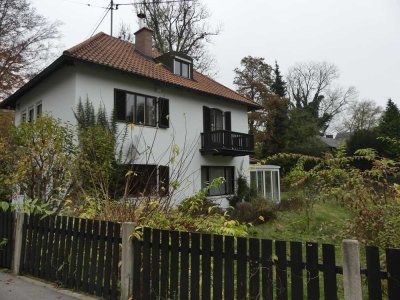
<box><xmin>59</xmin><ymin>0</ymin><xmax>109</xmax><ymax>9</ymax></box>
<box><xmin>89</xmin><ymin>4</ymin><xmax>111</xmax><ymax>37</ymax></box>
<box><xmin>115</xmin><ymin>0</ymin><xmax>192</xmax><ymax>7</ymax></box>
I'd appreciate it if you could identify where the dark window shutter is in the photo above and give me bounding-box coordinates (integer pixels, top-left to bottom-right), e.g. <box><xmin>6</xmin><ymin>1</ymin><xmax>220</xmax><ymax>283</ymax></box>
<box><xmin>114</xmin><ymin>90</ymin><xmax>126</xmax><ymax>121</ymax></box>
<box><xmin>158</xmin><ymin>98</ymin><xmax>169</xmax><ymax>128</ymax></box>
<box><xmin>203</xmin><ymin>106</ymin><xmax>211</xmax><ymax>132</ymax></box>
<box><xmin>224</xmin><ymin>111</ymin><xmax>231</xmax><ymax>131</ymax></box>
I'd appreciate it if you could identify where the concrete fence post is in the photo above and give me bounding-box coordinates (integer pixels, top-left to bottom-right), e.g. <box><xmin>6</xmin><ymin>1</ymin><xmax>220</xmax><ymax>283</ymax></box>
<box><xmin>342</xmin><ymin>239</ymin><xmax>362</xmax><ymax>300</ymax></box>
<box><xmin>12</xmin><ymin>212</ymin><xmax>25</xmax><ymax>275</ymax></box>
<box><xmin>121</xmin><ymin>222</ymin><xmax>136</xmax><ymax>300</ymax></box>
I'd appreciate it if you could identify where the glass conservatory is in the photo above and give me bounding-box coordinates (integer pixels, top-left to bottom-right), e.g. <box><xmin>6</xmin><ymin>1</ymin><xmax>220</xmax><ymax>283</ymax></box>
<box><xmin>250</xmin><ymin>165</ymin><xmax>281</xmax><ymax>203</ymax></box>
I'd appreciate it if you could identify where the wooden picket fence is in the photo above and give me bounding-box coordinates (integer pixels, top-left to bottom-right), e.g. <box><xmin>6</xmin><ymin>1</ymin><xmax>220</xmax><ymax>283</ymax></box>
<box><xmin>0</xmin><ymin>208</ymin><xmax>13</xmax><ymax>268</ymax></box>
<box><xmin>1</xmin><ymin>211</ymin><xmax>400</xmax><ymax>299</ymax></box>
<box><xmin>19</xmin><ymin>214</ymin><xmax>121</xmax><ymax>300</ymax></box>
<box><xmin>131</xmin><ymin>227</ymin><xmax>400</xmax><ymax>300</ymax></box>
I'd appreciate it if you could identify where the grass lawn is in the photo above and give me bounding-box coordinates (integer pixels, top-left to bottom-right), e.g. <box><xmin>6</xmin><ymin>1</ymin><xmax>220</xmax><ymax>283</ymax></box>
<box><xmin>252</xmin><ymin>200</ymin><xmax>352</xmax><ymax>245</ymax></box>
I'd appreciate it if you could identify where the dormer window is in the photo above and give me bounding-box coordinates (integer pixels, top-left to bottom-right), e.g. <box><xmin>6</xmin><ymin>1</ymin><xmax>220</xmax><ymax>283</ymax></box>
<box><xmin>156</xmin><ymin>52</ymin><xmax>193</xmax><ymax>79</ymax></box>
<box><xmin>174</xmin><ymin>58</ymin><xmax>191</xmax><ymax>78</ymax></box>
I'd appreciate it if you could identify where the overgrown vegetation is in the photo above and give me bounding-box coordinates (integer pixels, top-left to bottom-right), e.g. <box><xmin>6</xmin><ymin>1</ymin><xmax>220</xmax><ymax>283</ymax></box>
<box><xmin>263</xmin><ymin>144</ymin><xmax>400</xmax><ymax>247</ymax></box>
<box><xmin>0</xmin><ymin>99</ymin><xmax>250</xmax><ymax>236</ymax></box>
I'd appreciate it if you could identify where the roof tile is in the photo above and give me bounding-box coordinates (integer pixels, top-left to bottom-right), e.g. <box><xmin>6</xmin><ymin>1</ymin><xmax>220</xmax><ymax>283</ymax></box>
<box><xmin>64</xmin><ymin>32</ymin><xmax>258</xmax><ymax>108</ymax></box>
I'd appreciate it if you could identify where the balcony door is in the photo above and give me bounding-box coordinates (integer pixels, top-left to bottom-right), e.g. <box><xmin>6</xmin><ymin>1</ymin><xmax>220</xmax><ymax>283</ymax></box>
<box><xmin>210</xmin><ymin>108</ymin><xmax>223</xmax><ymax>132</ymax></box>
<box><xmin>203</xmin><ymin>106</ymin><xmax>231</xmax><ymax>133</ymax></box>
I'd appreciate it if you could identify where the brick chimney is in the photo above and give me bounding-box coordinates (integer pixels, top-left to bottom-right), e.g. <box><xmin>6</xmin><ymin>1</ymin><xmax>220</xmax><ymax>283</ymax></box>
<box><xmin>134</xmin><ymin>27</ymin><xmax>153</xmax><ymax>58</ymax></box>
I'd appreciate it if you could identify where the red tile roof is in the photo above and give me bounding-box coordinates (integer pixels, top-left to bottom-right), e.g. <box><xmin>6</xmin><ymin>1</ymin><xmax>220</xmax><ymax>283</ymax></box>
<box><xmin>63</xmin><ymin>32</ymin><xmax>259</xmax><ymax>109</ymax></box>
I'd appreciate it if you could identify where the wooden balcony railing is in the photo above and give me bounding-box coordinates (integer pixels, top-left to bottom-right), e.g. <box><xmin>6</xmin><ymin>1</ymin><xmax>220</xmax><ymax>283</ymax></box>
<box><xmin>200</xmin><ymin>130</ymin><xmax>255</xmax><ymax>156</ymax></box>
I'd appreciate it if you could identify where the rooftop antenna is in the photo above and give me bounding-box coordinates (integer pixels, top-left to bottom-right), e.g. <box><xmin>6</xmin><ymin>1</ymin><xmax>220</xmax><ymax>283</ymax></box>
<box><xmin>137</xmin><ymin>12</ymin><xmax>146</xmax><ymax>28</ymax></box>
<box><xmin>110</xmin><ymin>0</ymin><xmax>119</xmax><ymax>36</ymax></box>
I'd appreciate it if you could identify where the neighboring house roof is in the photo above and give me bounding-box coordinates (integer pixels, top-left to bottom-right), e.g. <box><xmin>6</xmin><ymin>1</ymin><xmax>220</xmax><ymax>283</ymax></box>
<box><xmin>335</xmin><ymin>131</ymin><xmax>352</xmax><ymax>141</ymax></box>
<box><xmin>0</xmin><ymin>32</ymin><xmax>260</xmax><ymax>110</ymax></box>
<box><xmin>318</xmin><ymin>136</ymin><xmax>341</xmax><ymax>149</ymax></box>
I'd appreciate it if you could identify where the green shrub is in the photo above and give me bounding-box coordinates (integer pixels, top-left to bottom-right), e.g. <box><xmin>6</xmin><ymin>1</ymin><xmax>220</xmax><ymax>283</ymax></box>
<box><xmin>232</xmin><ymin>198</ymin><xmax>277</xmax><ymax>225</ymax></box>
<box><xmin>227</xmin><ymin>173</ymin><xmax>251</xmax><ymax>207</ymax></box>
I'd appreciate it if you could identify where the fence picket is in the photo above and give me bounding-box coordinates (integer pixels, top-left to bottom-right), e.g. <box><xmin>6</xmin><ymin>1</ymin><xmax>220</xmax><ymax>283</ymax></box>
<box><xmin>322</xmin><ymin>244</ymin><xmax>337</xmax><ymax>300</ymax></box>
<box><xmin>180</xmin><ymin>231</ymin><xmax>190</xmax><ymax>300</ymax></box>
<box><xmin>290</xmin><ymin>241</ymin><xmax>303</xmax><ymax>300</ymax></box>
<box><xmin>201</xmin><ymin>233</ymin><xmax>212</xmax><ymax>300</ymax></box>
<box><xmin>62</xmin><ymin>216</ymin><xmax>73</xmax><ymax>285</ymax></box>
<box><xmin>81</xmin><ymin>218</ymin><xmax>92</xmax><ymax>291</ymax></box>
<box><xmin>89</xmin><ymin>220</ymin><xmax>99</xmax><ymax>292</ymax></box>
<box><xmin>366</xmin><ymin>246</ymin><xmax>382</xmax><ymax>300</ymax></box>
<box><xmin>96</xmin><ymin>220</ymin><xmax>106</xmax><ymax>296</ymax></box>
<box><xmin>75</xmin><ymin>218</ymin><xmax>86</xmax><ymax>289</ymax></box>
<box><xmin>276</xmin><ymin>240</ymin><xmax>288</xmax><ymax>300</ymax></box>
<box><xmin>57</xmin><ymin>216</ymin><xmax>68</xmax><ymax>282</ymax></box>
<box><xmin>30</xmin><ymin>214</ymin><xmax>39</xmax><ymax>275</ymax></box>
<box><xmin>142</xmin><ymin>227</ymin><xmax>151</xmax><ymax>300</ymax></box>
<box><xmin>151</xmin><ymin>229</ymin><xmax>161</xmax><ymax>300</ymax></box>
<box><xmin>213</xmin><ymin>234</ymin><xmax>223</xmax><ymax>300</ymax></box>
<box><xmin>170</xmin><ymin>230</ymin><xmax>180</xmax><ymax>299</ymax></box>
<box><xmin>190</xmin><ymin>232</ymin><xmax>200</xmax><ymax>300</ymax></box>
<box><xmin>261</xmin><ymin>239</ymin><xmax>273</xmax><ymax>300</ymax></box>
<box><xmin>237</xmin><ymin>237</ymin><xmax>248</xmax><ymax>300</ymax></box>
<box><xmin>160</xmin><ymin>230</ymin><xmax>170</xmax><ymax>299</ymax></box>
<box><xmin>104</xmin><ymin>221</ymin><xmax>114</xmax><ymax>298</ymax></box>
<box><xmin>132</xmin><ymin>234</ymin><xmax>142</xmax><ymax>300</ymax></box>
<box><xmin>111</xmin><ymin>222</ymin><xmax>120</xmax><ymax>300</ymax></box>
<box><xmin>39</xmin><ymin>216</ymin><xmax>50</xmax><ymax>278</ymax></box>
<box><xmin>68</xmin><ymin>217</ymin><xmax>79</xmax><ymax>287</ymax></box>
<box><xmin>20</xmin><ymin>214</ymin><xmax>28</xmax><ymax>273</ymax></box>
<box><xmin>224</xmin><ymin>235</ymin><xmax>234</xmax><ymax>300</ymax></box>
<box><xmin>51</xmin><ymin>216</ymin><xmax>62</xmax><ymax>281</ymax></box>
<box><xmin>249</xmin><ymin>238</ymin><xmax>260</xmax><ymax>300</ymax></box>
<box><xmin>45</xmin><ymin>216</ymin><xmax>55</xmax><ymax>281</ymax></box>
<box><xmin>386</xmin><ymin>248</ymin><xmax>400</xmax><ymax>299</ymax></box>
<box><xmin>306</xmin><ymin>242</ymin><xmax>319</xmax><ymax>300</ymax></box>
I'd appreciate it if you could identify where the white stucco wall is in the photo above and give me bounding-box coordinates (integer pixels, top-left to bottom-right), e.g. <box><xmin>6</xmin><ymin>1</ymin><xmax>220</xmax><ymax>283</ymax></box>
<box><xmin>14</xmin><ymin>62</ymin><xmax>251</xmax><ymax>206</ymax></box>
<box><xmin>15</xmin><ymin>66</ymin><xmax>76</xmax><ymax>125</ymax></box>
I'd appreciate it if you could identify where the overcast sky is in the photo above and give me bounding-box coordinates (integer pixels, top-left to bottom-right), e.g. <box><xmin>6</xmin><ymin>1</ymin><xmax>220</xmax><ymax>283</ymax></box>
<box><xmin>31</xmin><ymin>0</ymin><xmax>400</xmax><ymax>108</ymax></box>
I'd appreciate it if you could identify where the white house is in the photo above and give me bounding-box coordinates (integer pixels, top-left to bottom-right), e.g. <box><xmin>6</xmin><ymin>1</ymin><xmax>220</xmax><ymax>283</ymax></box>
<box><xmin>0</xmin><ymin>26</ymin><xmax>260</xmax><ymax>206</ymax></box>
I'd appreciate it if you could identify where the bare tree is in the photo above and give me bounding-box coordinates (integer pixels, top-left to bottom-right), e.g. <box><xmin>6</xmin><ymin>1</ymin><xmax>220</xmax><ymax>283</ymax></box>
<box><xmin>0</xmin><ymin>0</ymin><xmax>60</xmax><ymax>101</ymax></box>
<box><xmin>339</xmin><ymin>99</ymin><xmax>382</xmax><ymax>132</ymax></box>
<box><xmin>133</xmin><ymin>0</ymin><xmax>220</xmax><ymax>74</ymax></box>
<box><xmin>287</xmin><ymin>61</ymin><xmax>357</xmax><ymax>131</ymax></box>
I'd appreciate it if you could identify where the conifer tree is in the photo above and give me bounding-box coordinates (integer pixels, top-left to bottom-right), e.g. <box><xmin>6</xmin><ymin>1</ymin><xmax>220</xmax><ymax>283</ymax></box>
<box><xmin>378</xmin><ymin>99</ymin><xmax>400</xmax><ymax>139</ymax></box>
<box><xmin>271</xmin><ymin>61</ymin><xmax>287</xmax><ymax>98</ymax></box>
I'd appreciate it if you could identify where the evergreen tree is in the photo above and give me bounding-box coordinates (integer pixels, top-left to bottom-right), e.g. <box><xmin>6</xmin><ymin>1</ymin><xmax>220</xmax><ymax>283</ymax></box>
<box><xmin>97</xmin><ymin>105</ymin><xmax>109</xmax><ymax>129</ymax></box>
<box><xmin>378</xmin><ymin>99</ymin><xmax>400</xmax><ymax>139</ymax></box>
<box><xmin>271</xmin><ymin>61</ymin><xmax>287</xmax><ymax>98</ymax></box>
<box><xmin>284</xmin><ymin>108</ymin><xmax>326</xmax><ymax>156</ymax></box>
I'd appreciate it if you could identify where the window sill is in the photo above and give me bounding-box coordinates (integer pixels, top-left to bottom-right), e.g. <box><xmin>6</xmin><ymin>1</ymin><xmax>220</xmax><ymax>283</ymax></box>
<box><xmin>115</xmin><ymin>121</ymin><xmax>165</xmax><ymax>129</ymax></box>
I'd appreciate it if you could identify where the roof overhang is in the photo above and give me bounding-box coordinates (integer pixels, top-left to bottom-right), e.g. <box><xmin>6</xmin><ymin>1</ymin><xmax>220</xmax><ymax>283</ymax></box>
<box><xmin>0</xmin><ymin>55</ymin><xmax>261</xmax><ymax>111</ymax></box>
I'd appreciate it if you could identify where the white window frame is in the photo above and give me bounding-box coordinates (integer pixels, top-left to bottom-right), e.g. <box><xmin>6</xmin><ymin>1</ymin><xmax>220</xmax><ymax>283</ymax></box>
<box><xmin>250</xmin><ymin>165</ymin><xmax>281</xmax><ymax>203</ymax></box>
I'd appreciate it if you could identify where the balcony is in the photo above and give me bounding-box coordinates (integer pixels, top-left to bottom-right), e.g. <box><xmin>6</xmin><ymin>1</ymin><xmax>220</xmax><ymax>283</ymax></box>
<box><xmin>200</xmin><ymin>130</ymin><xmax>255</xmax><ymax>156</ymax></box>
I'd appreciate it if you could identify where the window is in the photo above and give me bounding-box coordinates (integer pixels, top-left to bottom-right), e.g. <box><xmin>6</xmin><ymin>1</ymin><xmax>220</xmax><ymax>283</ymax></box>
<box><xmin>201</xmin><ymin>166</ymin><xmax>234</xmax><ymax>196</ymax></box>
<box><xmin>210</xmin><ymin>108</ymin><xmax>223</xmax><ymax>131</ymax></box>
<box><xmin>36</xmin><ymin>103</ymin><xmax>42</xmax><ymax>118</ymax></box>
<box><xmin>115</xmin><ymin>90</ymin><xmax>163</xmax><ymax>127</ymax></box>
<box><xmin>125</xmin><ymin>164</ymin><xmax>169</xmax><ymax>197</ymax></box>
<box><xmin>174</xmin><ymin>59</ymin><xmax>191</xmax><ymax>78</ymax></box>
<box><xmin>203</xmin><ymin>106</ymin><xmax>232</xmax><ymax>133</ymax></box>
<box><xmin>21</xmin><ymin>111</ymin><xmax>27</xmax><ymax>123</ymax></box>
<box><xmin>250</xmin><ymin>167</ymin><xmax>281</xmax><ymax>203</ymax></box>
<box><xmin>28</xmin><ymin>107</ymin><xmax>34</xmax><ymax>123</ymax></box>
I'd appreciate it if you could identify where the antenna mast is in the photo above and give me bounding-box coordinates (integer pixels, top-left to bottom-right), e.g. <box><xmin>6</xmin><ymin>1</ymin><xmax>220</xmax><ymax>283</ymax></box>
<box><xmin>110</xmin><ymin>0</ymin><xmax>115</xmax><ymax>36</ymax></box>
